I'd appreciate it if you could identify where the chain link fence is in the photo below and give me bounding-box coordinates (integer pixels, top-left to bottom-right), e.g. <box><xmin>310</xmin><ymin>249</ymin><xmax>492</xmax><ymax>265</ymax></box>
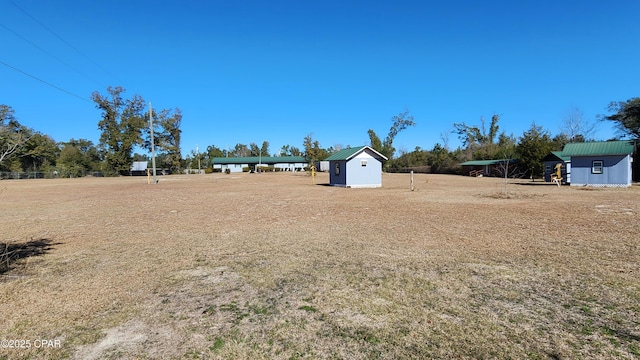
<box><xmin>0</xmin><ymin>171</ymin><xmax>105</xmax><ymax>180</ymax></box>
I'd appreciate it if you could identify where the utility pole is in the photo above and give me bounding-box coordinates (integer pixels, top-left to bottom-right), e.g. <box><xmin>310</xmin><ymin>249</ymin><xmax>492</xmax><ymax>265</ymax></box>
<box><xmin>149</xmin><ymin>102</ymin><xmax>158</xmax><ymax>184</ymax></box>
<box><xmin>196</xmin><ymin>144</ymin><xmax>201</xmax><ymax>173</ymax></box>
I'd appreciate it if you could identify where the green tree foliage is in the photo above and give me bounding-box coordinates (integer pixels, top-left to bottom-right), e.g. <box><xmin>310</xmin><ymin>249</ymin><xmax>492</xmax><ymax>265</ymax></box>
<box><xmin>0</xmin><ymin>105</ymin><xmax>33</xmax><ymax>169</ymax></box>
<box><xmin>551</xmin><ymin>133</ymin><xmax>570</xmax><ymax>151</ymax></box>
<box><xmin>261</xmin><ymin>141</ymin><xmax>270</xmax><ymax>157</ymax></box>
<box><xmin>303</xmin><ymin>133</ymin><xmax>329</xmax><ymax>164</ymax></box>
<box><xmin>367</xmin><ymin>129</ymin><xmax>383</xmax><ymax>154</ymax></box>
<box><xmin>20</xmin><ymin>133</ymin><xmax>59</xmax><ymax>172</ymax></box>
<box><xmin>204</xmin><ymin>145</ymin><xmax>224</xmax><ymax>167</ymax></box>
<box><xmin>146</xmin><ymin>108</ymin><xmax>183</xmax><ymax>173</ymax></box>
<box><xmin>368</xmin><ymin>109</ymin><xmax>416</xmax><ymax>161</ymax></box>
<box><xmin>278</xmin><ymin>144</ymin><xmax>302</xmax><ymax>156</ymax></box>
<box><xmin>428</xmin><ymin>143</ymin><xmax>454</xmax><ymax>173</ymax></box>
<box><xmin>496</xmin><ymin>133</ymin><xmax>517</xmax><ymax>158</ymax></box>
<box><xmin>249</xmin><ymin>143</ymin><xmax>260</xmax><ymax>157</ymax></box>
<box><xmin>207</xmin><ymin>145</ymin><xmax>225</xmax><ymax>158</ymax></box>
<box><xmin>249</xmin><ymin>141</ymin><xmax>270</xmax><ymax>157</ymax></box>
<box><xmin>230</xmin><ymin>143</ymin><xmax>249</xmax><ymax>157</ymax></box>
<box><xmin>92</xmin><ymin>86</ymin><xmax>146</xmax><ymax>175</ymax></box>
<box><xmin>185</xmin><ymin>148</ymin><xmax>205</xmax><ymax>171</ymax></box>
<box><xmin>58</xmin><ymin>139</ymin><xmax>101</xmax><ymax>177</ymax></box>
<box><xmin>388</xmin><ymin>144</ymin><xmax>458</xmax><ymax>174</ymax></box>
<box><xmin>602</xmin><ymin>97</ymin><xmax>640</xmax><ymax>139</ymax></box>
<box><xmin>454</xmin><ymin>114</ymin><xmax>502</xmax><ymax>160</ymax></box>
<box><xmin>516</xmin><ymin>123</ymin><xmax>554</xmax><ymax>180</ymax></box>
<box><xmin>57</xmin><ymin>145</ymin><xmax>84</xmax><ymax>177</ymax></box>
<box><xmin>388</xmin><ymin>147</ymin><xmax>425</xmax><ymax>172</ymax></box>
<box><xmin>454</xmin><ymin>114</ymin><xmax>500</xmax><ymax>147</ymax></box>
<box><xmin>384</xmin><ymin>109</ymin><xmax>416</xmax><ymax>158</ymax></box>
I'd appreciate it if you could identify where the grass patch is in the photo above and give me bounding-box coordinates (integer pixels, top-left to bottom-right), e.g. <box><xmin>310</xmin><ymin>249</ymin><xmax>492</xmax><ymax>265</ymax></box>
<box><xmin>210</xmin><ymin>337</ymin><xmax>225</xmax><ymax>351</ymax></box>
<box><xmin>297</xmin><ymin>305</ymin><xmax>317</xmax><ymax>313</ymax></box>
<box><xmin>1</xmin><ymin>174</ymin><xmax>639</xmax><ymax>359</ymax></box>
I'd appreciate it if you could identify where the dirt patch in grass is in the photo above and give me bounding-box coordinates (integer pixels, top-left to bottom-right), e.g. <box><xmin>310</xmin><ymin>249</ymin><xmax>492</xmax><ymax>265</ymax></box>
<box><xmin>0</xmin><ymin>173</ymin><xmax>639</xmax><ymax>359</ymax></box>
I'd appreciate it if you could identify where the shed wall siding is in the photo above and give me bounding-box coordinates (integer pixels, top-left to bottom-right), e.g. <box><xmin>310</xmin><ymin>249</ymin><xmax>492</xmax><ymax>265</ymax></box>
<box><xmin>345</xmin><ymin>152</ymin><xmax>382</xmax><ymax>187</ymax></box>
<box><xmin>570</xmin><ymin>155</ymin><xmax>631</xmax><ymax>187</ymax></box>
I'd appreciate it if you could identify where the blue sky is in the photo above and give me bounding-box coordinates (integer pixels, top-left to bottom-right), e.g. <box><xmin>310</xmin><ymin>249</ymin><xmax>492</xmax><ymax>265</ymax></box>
<box><xmin>2</xmin><ymin>0</ymin><xmax>639</xmax><ymax>157</ymax></box>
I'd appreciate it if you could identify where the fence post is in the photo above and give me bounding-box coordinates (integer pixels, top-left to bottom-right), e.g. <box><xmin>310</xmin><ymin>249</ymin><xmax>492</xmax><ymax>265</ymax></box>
<box><xmin>410</xmin><ymin>170</ymin><xmax>414</xmax><ymax>191</ymax></box>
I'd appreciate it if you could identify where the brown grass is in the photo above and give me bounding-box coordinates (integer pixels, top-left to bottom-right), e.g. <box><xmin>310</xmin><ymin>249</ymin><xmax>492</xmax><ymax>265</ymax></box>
<box><xmin>0</xmin><ymin>173</ymin><xmax>639</xmax><ymax>359</ymax></box>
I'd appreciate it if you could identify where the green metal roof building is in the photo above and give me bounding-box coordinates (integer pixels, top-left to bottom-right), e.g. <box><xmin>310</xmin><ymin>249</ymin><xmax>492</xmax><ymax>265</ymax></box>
<box><xmin>459</xmin><ymin>159</ymin><xmax>517</xmax><ymax>177</ymax></box>
<box><xmin>325</xmin><ymin>146</ymin><xmax>387</xmax><ymax>188</ymax></box>
<box><xmin>561</xmin><ymin>140</ymin><xmax>635</xmax><ymax>157</ymax></box>
<box><xmin>210</xmin><ymin>156</ymin><xmax>308</xmax><ymax>172</ymax></box>
<box><xmin>560</xmin><ymin>140</ymin><xmax>635</xmax><ymax>187</ymax></box>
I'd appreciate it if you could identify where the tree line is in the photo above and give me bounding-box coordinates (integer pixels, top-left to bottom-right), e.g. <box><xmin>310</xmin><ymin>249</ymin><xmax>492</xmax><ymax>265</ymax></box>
<box><xmin>1</xmin><ymin>86</ymin><xmax>183</xmax><ymax>177</ymax></box>
<box><xmin>1</xmin><ymin>89</ymin><xmax>639</xmax><ymax>179</ymax></box>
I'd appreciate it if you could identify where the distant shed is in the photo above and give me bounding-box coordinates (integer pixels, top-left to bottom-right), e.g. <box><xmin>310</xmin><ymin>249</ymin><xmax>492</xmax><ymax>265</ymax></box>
<box><xmin>130</xmin><ymin>161</ymin><xmax>148</xmax><ymax>176</ymax></box>
<box><xmin>315</xmin><ymin>161</ymin><xmax>330</xmax><ymax>172</ymax></box>
<box><xmin>325</xmin><ymin>146</ymin><xmax>387</xmax><ymax>188</ymax></box>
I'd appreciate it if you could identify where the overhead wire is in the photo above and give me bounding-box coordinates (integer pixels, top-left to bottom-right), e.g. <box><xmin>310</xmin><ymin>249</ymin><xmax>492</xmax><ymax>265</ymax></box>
<box><xmin>2</xmin><ymin>0</ymin><xmax>132</xmax><ymax>102</ymax></box>
<box><xmin>0</xmin><ymin>60</ymin><xmax>91</xmax><ymax>103</ymax></box>
<box><xmin>0</xmin><ymin>22</ymin><xmax>104</xmax><ymax>88</ymax></box>
<box><xmin>7</xmin><ymin>0</ymin><xmax>124</xmax><ymax>86</ymax></box>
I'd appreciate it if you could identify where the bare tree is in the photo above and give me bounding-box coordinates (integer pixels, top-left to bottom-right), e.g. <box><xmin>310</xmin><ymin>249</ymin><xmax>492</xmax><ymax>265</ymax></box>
<box><xmin>560</xmin><ymin>106</ymin><xmax>596</xmax><ymax>142</ymax></box>
<box><xmin>439</xmin><ymin>131</ymin><xmax>450</xmax><ymax>150</ymax></box>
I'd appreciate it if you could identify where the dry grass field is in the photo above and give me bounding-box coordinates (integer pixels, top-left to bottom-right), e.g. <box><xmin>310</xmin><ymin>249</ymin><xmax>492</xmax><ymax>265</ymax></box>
<box><xmin>1</xmin><ymin>172</ymin><xmax>639</xmax><ymax>359</ymax></box>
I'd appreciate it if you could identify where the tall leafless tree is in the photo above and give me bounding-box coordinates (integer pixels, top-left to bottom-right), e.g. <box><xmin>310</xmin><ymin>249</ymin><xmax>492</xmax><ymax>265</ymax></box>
<box><xmin>560</xmin><ymin>106</ymin><xmax>596</xmax><ymax>142</ymax></box>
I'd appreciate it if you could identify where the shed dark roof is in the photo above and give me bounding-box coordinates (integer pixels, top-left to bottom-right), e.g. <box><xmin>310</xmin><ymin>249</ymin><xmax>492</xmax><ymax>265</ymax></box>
<box><xmin>325</xmin><ymin>146</ymin><xmax>388</xmax><ymax>161</ymax></box>
<box><xmin>542</xmin><ymin>151</ymin><xmax>571</xmax><ymax>162</ymax></box>
<box><xmin>561</xmin><ymin>140</ymin><xmax>635</xmax><ymax>156</ymax></box>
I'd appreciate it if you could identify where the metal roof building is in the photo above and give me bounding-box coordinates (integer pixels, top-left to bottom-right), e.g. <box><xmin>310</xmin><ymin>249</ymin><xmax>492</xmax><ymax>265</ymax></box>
<box><xmin>211</xmin><ymin>156</ymin><xmax>307</xmax><ymax>172</ymax></box>
<box><xmin>459</xmin><ymin>159</ymin><xmax>517</xmax><ymax>177</ymax></box>
<box><xmin>325</xmin><ymin>146</ymin><xmax>387</xmax><ymax>188</ymax></box>
<box><xmin>561</xmin><ymin>140</ymin><xmax>635</xmax><ymax>157</ymax></box>
<box><xmin>561</xmin><ymin>140</ymin><xmax>635</xmax><ymax>187</ymax></box>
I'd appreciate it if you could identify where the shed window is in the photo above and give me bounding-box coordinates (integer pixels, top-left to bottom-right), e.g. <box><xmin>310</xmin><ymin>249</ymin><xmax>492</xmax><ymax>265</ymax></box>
<box><xmin>335</xmin><ymin>163</ymin><xmax>340</xmax><ymax>175</ymax></box>
<box><xmin>592</xmin><ymin>160</ymin><xmax>603</xmax><ymax>174</ymax></box>
<box><xmin>361</xmin><ymin>160</ymin><xmax>368</xmax><ymax>167</ymax></box>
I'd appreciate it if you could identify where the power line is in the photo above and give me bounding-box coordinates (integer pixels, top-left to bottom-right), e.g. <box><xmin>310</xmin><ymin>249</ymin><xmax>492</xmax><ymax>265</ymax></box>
<box><xmin>0</xmin><ymin>23</ymin><xmax>104</xmax><ymax>88</ymax></box>
<box><xmin>7</xmin><ymin>0</ymin><xmax>123</xmax><ymax>85</ymax></box>
<box><xmin>0</xmin><ymin>60</ymin><xmax>91</xmax><ymax>103</ymax></box>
